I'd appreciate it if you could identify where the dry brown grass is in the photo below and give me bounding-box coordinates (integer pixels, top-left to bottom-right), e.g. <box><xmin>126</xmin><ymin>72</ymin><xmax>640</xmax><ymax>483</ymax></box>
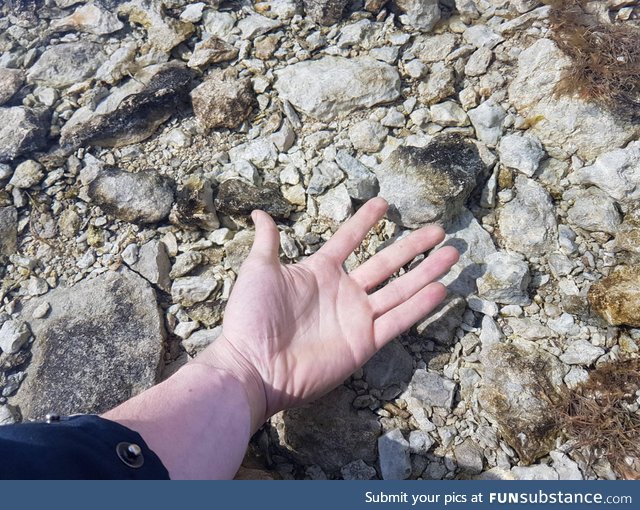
<box><xmin>561</xmin><ymin>358</ymin><xmax>640</xmax><ymax>479</ymax></box>
<box><xmin>546</xmin><ymin>0</ymin><xmax>640</xmax><ymax>120</ymax></box>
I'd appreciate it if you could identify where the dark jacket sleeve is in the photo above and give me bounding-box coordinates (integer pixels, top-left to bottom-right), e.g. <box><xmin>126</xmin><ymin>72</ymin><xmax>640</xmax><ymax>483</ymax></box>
<box><xmin>0</xmin><ymin>415</ymin><xmax>170</xmax><ymax>479</ymax></box>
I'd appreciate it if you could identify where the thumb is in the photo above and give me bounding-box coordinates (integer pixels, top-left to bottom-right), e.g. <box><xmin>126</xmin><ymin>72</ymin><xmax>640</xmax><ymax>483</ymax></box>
<box><xmin>249</xmin><ymin>210</ymin><xmax>280</xmax><ymax>261</ymax></box>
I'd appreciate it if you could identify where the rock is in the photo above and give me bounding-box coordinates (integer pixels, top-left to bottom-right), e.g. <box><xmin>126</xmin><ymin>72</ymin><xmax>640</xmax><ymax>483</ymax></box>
<box><xmin>498</xmin><ymin>175</ymin><xmax>557</xmax><ymax>256</ymax></box>
<box><xmin>376</xmin><ymin>135</ymin><xmax>485</xmax><ymax>228</ymax></box>
<box><xmin>88</xmin><ymin>167</ymin><xmax>175</xmax><ymax>224</ymax></box>
<box><xmin>275</xmin><ymin>56</ymin><xmax>400</xmax><ymax>121</ymax></box>
<box><xmin>465</xmin><ymin>47</ymin><xmax>492</xmax><ymax>77</ymax></box>
<box><xmin>362</xmin><ymin>341</ymin><xmax>413</xmax><ymax>394</ymax></box>
<box><xmin>191</xmin><ymin>72</ymin><xmax>255</xmax><ymax>130</ymax></box>
<box><xmin>570</xmin><ymin>141</ymin><xmax>640</xmax><ymax>202</ymax></box>
<box><xmin>0</xmin><ymin>405</ymin><xmax>18</xmax><ymax>425</ymax></box>
<box><xmin>430</xmin><ymin>101</ymin><xmax>469</xmax><ymax>127</ymax></box>
<box><xmin>404</xmin><ymin>369</ymin><xmax>456</xmax><ymax>409</ymax></box>
<box><xmin>277</xmin><ymin>385</ymin><xmax>381</xmax><ymax>472</ymax></box>
<box><xmin>468</xmin><ymin>99</ymin><xmax>506</xmax><ymax>146</ymax></box>
<box><xmin>408</xmin><ymin>430</ymin><xmax>434</xmax><ymax>455</ymax></box>
<box><xmin>317</xmin><ymin>184</ymin><xmax>353</xmax><ymax>223</ymax></box>
<box><xmin>497</xmin><ymin>133</ymin><xmax>545</xmax><ymax>177</ymax></box>
<box><xmin>61</xmin><ymin>62</ymin><xmax>194</xmax><ymax>149</ymax></box>
<box><xmin>180</xmin><ymin>2</ymin><xmax>205</xmax><ymax>22</ymax></box>
<box><xmin>349</xmin><ymin>119</ymin><xmax>388</xmax><ymax>153</ymax></box>
<box><xmin>214</xmin><ymin>179</ymin><xmax>292</xmax><ymax>219</ymax></box>
<box><xmin>560</xmin><ymin>340</ymin><xmax>604</xmax><ymax>366</ymax></box>
<box><xmin>171</xmin><ymin>275</ymin><xmax>218</xmax><ymax>307</ymax></box>
<box><xmin>170</xmin><ymin>251</ymin><xmax>203</xmax><ymax>279</ymax></box>
<box><xmin>307</xmin><ymin>162</ymin><xmax>343</xmax><ymax>195</ymax></box>
<box><xmin>303</xmin><ymin>0</ymin><xmax>349</xmax><ymax>25</ymax></box>
<box><xmin>616</xmin><ymin>209</ymin><xmax>640</xmax><ymax>254</ymax></box>
<box><xmin>271</xmin><ymin>121</ymin><xmax>296</xmax><ymax>152</ymax></box>
<box><xmin>118</xmin><ymin>0</ymin><xmax>194</xmax><ymax>53</ymax></box>
<box><xmin>393</xmin><ymin>0</ymin><xmax>441</xmax><ymax>31</ymax></box>
<box><xmin>0</xmin><ymin>320</ymin><xmax>31</xmax><ymax>354</ymax></box>
<box><xmin>335</xmin><ymin>150</ymin><xmax>379</xmax><ymax>200</ymax></box>
<box><xmin>171</xmin><ymin>176</ymin><xmax>219</xmax><ymax>231</ymax></box>
<box><xmin>27</xmin><ymin>42</ymin><xmax>105</xmax><ymax>88</ymax></box>
<box><xmin>417</xmin><ymin>61</ymin><xmax>455</xmax><ymax>105</ymax></box>
<box><xmin>550</xmin><ymin>451</ymin><xmax>583</xmax><ymax>480</ymax></box>
<box><xmin>188</xmin><ymin>36</ymin><xmax>239</xmax><ymax>68</ymax></box>
<box><xmin>479</xmin><ymin>315</ymin><xmax>503</xmax><ymax>347</ymax></box>
<box><xmin>14</xmin><ymin>269</ymin><xmax>165</xmax><ymax>419</ymax></box>
<box><xmin>378</xmin><ymin>429</ymin><xmax>411</xmax><ymax>480</ymax></box>
<box><xmin>131</xmin><ymin>240</ymin><xmax>171</xmax><ymax>292</ymax></box>
<box><xmin>238</xmin><ymin>14</ymin><xmax>281</xmax><ymax>39</ymax></box>
<box><xmin>454</xmin><ymin>439</ymin><xmax>484</xmax><ymax>474</ymax></box>
<box><xmin>478</xmin><ymin>341</ymin><xmax>566</xmax><ymax>464</ymax></box>
<box><xmin>9</xmin><ymin>159</ymin><xmax>43</xmax><ymax>189</ymax></box>
<box><xmin>588</xmin><ymin>266</ymin><xmax>640</xmax><ymax>327</ymax></box>
<box><xmin>413</xmin><ymin>32</ymin><xmax>457</xmax><ymax>63</ymax></box>
<box><xmin>0</xmin><ymin>207</ymin><xmax>18</xmax><ymax>260</ymax></box>
<box><xmin>224</xmin><ymin>230</ymin><xmax>254</xmax><ymax>273</ymax></box>
<box><xmin>512</xmin><ymin>465</ymin><xmax>559</xmax><ymax>480</ymax></box>
<box><xmin>0</xmin><ymin>107</ymin><xmax>48</xmax><ymax>163</ymax></box>
<box><xmin>340</xmin><ymin>459</ymin><xmax>377</xmax><ymax>480</ymax></box>
<box><xmin>463</xmin><ymin>24</ymin><xmax>504</xmax><ymax>49</ymax></box>
<box><xmin>508</xmin><ymin>39</ymin><xmax>639</xmax><ymax>160</ymax></box>
<box><xmin>477</xmin><ymin>251</ymin><xmax>530</xmax><ymax>305</ymax></box>
<box><xmin>437</xmin><ymin>209</ymin><xmax>497</xmax><ymax>296</ymax></box>
<box><xmin>566</xmin><ymin>187</ymin><xmax>620</xmax><ymax>235</ymax></box>
<box><xmin>182</xmin><ymin>327</ymin><xmax>221</xmax><ymax>353</ymax></box>
<box><xmin>0</xmin><ymin>68</ymin><xmax>24</xmax><ymax>105</ymax></box>
<box><xmin>51</xmin><ymin>3</ymin><xmax>124</xmax><ymax>35</ymax></box>
<box><xmin>416</xmin><ymin>295</ymin><xmax>466</xmax><ymax>345</ymax></box>
<box><xmin>229</xmin><ymin>138</ymin><xmax>278</xmax><ymax>170</ymax></box>
<box><xmin>547</xmin><ymin>313</ymin><xmax>579</xmax><ymax>336</ymax></box>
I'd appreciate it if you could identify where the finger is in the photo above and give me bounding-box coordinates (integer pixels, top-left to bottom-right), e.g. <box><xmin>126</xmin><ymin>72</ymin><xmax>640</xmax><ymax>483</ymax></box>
<box><xmin>373</xmin><ymin>282</ymin><xmax>447</xmax><ymax>349</ymax></box>
<box><xmin>369</xmin><ymin>246</ymin><xmax>459</xmax><ymax>317</ymax></box>
<box><xmin>318</xmin><ymin>197</ymin><xmax>388</xmax><ymax>262</ymax></box>
<box><xmin>350</xmin><ymin>225</ymin><xmax>445</xmax><ymax>292</ymax></box>
<box><xmin>248</xmin><ymin>210</ymin><xmax>280</xmax><ymax>261</ymax></box>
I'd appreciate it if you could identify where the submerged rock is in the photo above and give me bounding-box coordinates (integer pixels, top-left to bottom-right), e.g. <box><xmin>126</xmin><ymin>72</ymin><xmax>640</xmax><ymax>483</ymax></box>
<box><xmin>275</xmin><ymin>56</ymin><xmax>400</xmax><ymax>121</ymax></box>
<box><xmin>0</xmin><ymin>107</ymin><xmax>48</xmax><ymax>162</ymax></box>
<box><xmin>88</xmin><ymin>167</ymin><xmax>176</xmax><ymax>224</ymax></box>
<box><xmin>14</xmin><ymin>269</ymin><xmax>165</xmax><ymax>419</ymax></box>
<box><xmin>588</xmin><ymin>265</ymin><xmax>640</xmax><ymax>327</ymax></box>
<box><xmin>478</xmin><ymin>341</ymin><xmax>566</xmax><ymax>464</ymax></box>
<box><xmin>191</xmin><ymin>72</ymin><xmax>255</xmax><ymax>130</ymax></box>
<box><xmin>214</xmin><ymin>179</ymin><xmax>292</xmax><ymax>219</ymax></box>
<box><xmin>27</xmin><ymin>42</ymin><xmax>106</xmax><ymax>88</ymax></box>
<box><xmin>61</xmin><ymin>62</ymin><xmax>194</xmax><ymax>149</ymax></box>
<box><xmin>375</xmin><ymin>135</ymin><xmax>485</xmax><ymax>228</ymax></box>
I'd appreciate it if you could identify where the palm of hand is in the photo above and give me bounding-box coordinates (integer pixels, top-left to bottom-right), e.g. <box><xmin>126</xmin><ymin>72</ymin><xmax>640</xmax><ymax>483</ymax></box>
<box><xmin>215</xmin><ymin>198</ymin><xmax>459</xmax><ymax>421</ymax></box>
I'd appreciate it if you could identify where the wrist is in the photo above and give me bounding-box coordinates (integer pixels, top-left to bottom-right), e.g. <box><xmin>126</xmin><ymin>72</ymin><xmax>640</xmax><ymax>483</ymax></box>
<box><xmin>191</xmin><ymin>334</ymin><xmax>268</xmax><ymax>434</ymax></box>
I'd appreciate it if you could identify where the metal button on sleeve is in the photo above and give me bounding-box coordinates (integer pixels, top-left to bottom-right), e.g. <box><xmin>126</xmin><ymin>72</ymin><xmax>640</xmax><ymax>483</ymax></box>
<box><xmin>116</xmin><ymin>442</ymin><xmax>145</xmax><ymax>468</ymax></box>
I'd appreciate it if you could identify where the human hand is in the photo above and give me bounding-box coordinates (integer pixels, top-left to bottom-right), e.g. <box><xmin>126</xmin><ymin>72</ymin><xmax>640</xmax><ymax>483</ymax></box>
<box><xmin>195</xmin><ymin>198</ymin><xmax>459</xmax><ymax>431</ymax></box>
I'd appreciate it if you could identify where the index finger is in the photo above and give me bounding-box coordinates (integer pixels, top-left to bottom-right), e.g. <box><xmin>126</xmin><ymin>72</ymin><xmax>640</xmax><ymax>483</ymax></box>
<box><xmin>318</xmin><ymin>197</ymin><xmax>388</xmax><ymax>263</ymax></box>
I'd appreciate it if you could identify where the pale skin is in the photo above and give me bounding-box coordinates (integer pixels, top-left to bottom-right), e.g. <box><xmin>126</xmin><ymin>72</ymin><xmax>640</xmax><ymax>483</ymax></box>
<box><xmin>104</xmin><ymin>197</ymin><xmax>459</xmax><ymax>479</ymax></box>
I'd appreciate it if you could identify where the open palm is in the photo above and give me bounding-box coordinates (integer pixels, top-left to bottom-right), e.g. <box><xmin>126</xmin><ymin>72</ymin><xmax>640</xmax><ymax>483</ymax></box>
<box><xmin>200</xmin><ymin>198</ymin><xmax>459</xmax><ymax>429</ymax></box>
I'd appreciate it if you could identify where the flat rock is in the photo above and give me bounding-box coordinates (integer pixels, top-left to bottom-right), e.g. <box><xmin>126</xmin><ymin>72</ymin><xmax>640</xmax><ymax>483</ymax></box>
<box><xmin>276</xmin><ymin>385</ymin><xmax>381</xmax><ymax>472</ymax></box>
<box><xmin>88</xmin><ymin>167</ymin><xmax>175</xmax><ymax>224</ymax></box>
<box><xmin>61</xmin><ymin>62</ymin><xmax>194</xmax><ymax>149</ymax></box>
<box><xmin>0</xmin><ymin>107</ymin><xmax>48</xmax><ymax>162</ymax></box>
<box><xmin>498</xmin><ymin>175</ymin><xmax>557</xmax><ymax>256</ymax></box>
<box><xmin>303</xmin><ymin>0</ymin><xmax>349</xmax><ymax>25</ymax></box>
<box><xmin>0</xmin><ymin>206</ymin><xmax>18</xmax><ymax>260</ymax></box>
<box><xmin>27</xmin><ymin>42</ymin><xmax>105</xmax><ymax>88</ymax></box>
<box><xmin>478</xmin><ymin>341</ymin><xmax>566</xmax><ymax>464</ymax></box>
<box><xmin>376</xmin><ymin>135</ymin><xmax>485</xmax><ymax>228</ymax></box>
<box><xmin>214</xmin><ymin>179</ymin><xmax>292</xmax><ymax>219</ymax></box>
<box><xmin>275</xmin><ymin>56</ymin><xmax>400</xmax><ymax>121</ymax></box>
<box><xmin>13</xmin><ymin>269</ymin><xmax>165</xmax><ymax>419</ymax></box>
<box><xmin>588</xmin><ymin>265</ymin><xmax>640</xmax><ymax>327</ymax></box>
<box><xmin>191</xmin><ymin>72</ymin><xmax>255</xmax><ymax>130</ymax></box>
<box><xmin>0</xmin><ymin>68</ymin><xmax>24</xmax><ymax>105</ymax></box>
<box><xmin>404</xmin><ymin>369</ymin><xmax>456</xmax><ymax>410</ymax></box>
<box><xmin>508</xmin><ymin>39</ymin><xmax>639</xmax><ymax>160</ymax></box>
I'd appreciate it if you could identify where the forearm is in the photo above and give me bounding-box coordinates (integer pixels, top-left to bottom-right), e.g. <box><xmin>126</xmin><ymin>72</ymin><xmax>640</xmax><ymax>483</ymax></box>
<box><xmin>102</xmin><ymin>362</ymin><xmax>253</xmax><ymax>480</ymax></box>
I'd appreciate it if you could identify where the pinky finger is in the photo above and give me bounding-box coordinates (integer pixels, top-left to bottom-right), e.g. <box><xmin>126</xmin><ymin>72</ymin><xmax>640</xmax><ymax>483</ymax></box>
<box><xmin>372</xmin><ymin>282</ymin><xmax>447</xmax><ymax>350</ymax></box>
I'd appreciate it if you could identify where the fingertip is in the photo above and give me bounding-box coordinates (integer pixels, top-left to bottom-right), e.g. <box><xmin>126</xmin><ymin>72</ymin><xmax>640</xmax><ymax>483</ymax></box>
<box><xmin>441</xmin><ymin>244</ymin><xmax>460</xmax><ymax>264</ymax></box>
<box><xmin>370</xmin><ymin>196</ymin><xmax>389</xmax><ymax>213</ymax></box>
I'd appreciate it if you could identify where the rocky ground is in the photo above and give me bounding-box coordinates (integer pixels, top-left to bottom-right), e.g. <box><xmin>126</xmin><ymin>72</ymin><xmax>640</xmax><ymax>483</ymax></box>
<box><xmin>1</xmin><ymin>0</ymin><xmax>640</xmax><ymax>480</ymax></box>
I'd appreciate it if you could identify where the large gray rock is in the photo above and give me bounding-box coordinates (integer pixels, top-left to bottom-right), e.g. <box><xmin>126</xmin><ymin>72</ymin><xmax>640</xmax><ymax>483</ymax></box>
<box><xmin>478</xmin><ymin>341</ymin><xmax>566</xmax><ymax>464</ymax></box>
<box><xmin>275</xmin><ymin>56</ymin><xmax>400</xmax><ymax>121</ymax></box>
<box><xmin>378</xmin><ymin>429</ymin><xmax>411</xmax><ymax>480</ymax></box>
<box><xmin>477</xmin><ymin>251</ymin><xmax>531</xmax><ymax>305</ymax></box>
<box><xmin>498</xmin><ymin>133</ymin><xmax>545</xmax><ymax>177</ymax></box>
<box><xmin>303</xmin><ymin>0</ymin><xmax>349</xmax><ymax>25</ymax></box>
<box><xmin>376</xmin><ymin>135</ymin><xmax>485</xmax><ymax>228</ymax></box>
<box><xmin>508</xmin><ymin>39</ymin><xmax>639</xmax><ymax>160</ymax></box>
<box><xmin>191</xmin><ymin>72</ymin><xmax>255</xmax><ymax>130</ymax></box>
<box><xmin>570</xmin><ymin>141</ymin><xmax>640</xmax><ymax>202</ymax></box>
<box><xmin>403</xmin><ymin>369</ymin><xmax>456</xmax><ymax>410</ymax></box>
<box><xmin>498</xmin><ymin>176</ymin><xmax>557</xmax><ymax>256</ymax></box>
<box><xmin>276</xmin><ymin>385</ymin><xmax>381</xmax><ymax>472</ymax></box>
<box><xmin>566</xmin><ymin>187</ymin><xmax>621</xmax><ymax>235</ymax></box>
<box><xmin>61</xmin><ymin>62</ymin><xmax>194</xmax><ymax>149</ymax></box>
<box><xmin>0</xmin><ymin>206</ymin><xmax>18</xmax><ymax>260</ymax></box>
<box><xmin>362</xmin><ymin>341</ymin><xmax>413</xmax><ymax>394</ymax></box>
<box><xmin>88</xmin><ymin>167</ymin><xmax>176</xmax><ymax>224</ymax></box>
<box><xmin>0</xmin><ymin>107</ymin><xmax>48</xmax><ymax>162</ymax></box>
<box><xmin>27</xmin><ymin>42</ymin><xmax>105</xmax><ymax>88</ymax></box>
<box><xmin>13</xmin><ymin>269</ymin><xmax>165</xmax><ymax>419</ymax></box>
